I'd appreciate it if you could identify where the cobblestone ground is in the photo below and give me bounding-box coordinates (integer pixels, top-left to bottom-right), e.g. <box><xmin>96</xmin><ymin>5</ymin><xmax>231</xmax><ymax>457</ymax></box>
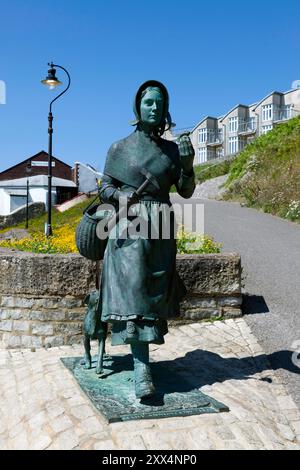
<box><xmin>0</xmin><ymin>318</ymin><xmax>299</xmax><ymax>450</ymax></box>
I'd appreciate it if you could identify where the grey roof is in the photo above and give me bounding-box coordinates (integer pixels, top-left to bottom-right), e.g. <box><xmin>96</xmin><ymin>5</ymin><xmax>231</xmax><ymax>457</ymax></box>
<box><xmin>248</xmin><ymin>101</ymin><xmax>259</xmax><ymax>108</ymax></box>
<box><xmin>219</xmin><ymin>104</ymin><xmax>249</xmax><ymax>122</ymax></box>
<box><xmin>0</xmin><ymin>175</ymin><xmax>77</xmax><ymax>188</ymax></box>
<box><xmin>191</xmin><ymin>116</ymin><xmax>219</xmax><ymax>132</ymax></box>
<box><xmin>284</xmin><ymin>88</ymin><xmax>300</xmax><ymax>95</ymax></box>
<box><xmin>253</xmin><ymin>91</ymin><xmax>283</xmax><ymax>111</ymax></box>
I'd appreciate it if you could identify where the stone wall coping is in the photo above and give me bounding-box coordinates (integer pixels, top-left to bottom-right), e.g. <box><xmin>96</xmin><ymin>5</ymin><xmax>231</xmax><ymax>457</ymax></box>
<box><xmin>0</xmin><ymin>248</ymin><xmax>242</xmax><ymax>297</ymax></box>
<box><xmin>0</xmin><ymin>248</ymin><xmax>240</xmax><ymax>259</ymax></box>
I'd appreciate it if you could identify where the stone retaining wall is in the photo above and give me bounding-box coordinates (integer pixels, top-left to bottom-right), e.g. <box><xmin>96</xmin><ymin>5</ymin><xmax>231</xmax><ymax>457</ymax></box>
<box><xmin>0</xmin><ymin>249</ymin><xmax>242</xmax><ymax>349</ymax></box>
<box><xmin>0</xmin><ymin>202</ymin><xmax>46</xmax><ymax>230</ymax></box>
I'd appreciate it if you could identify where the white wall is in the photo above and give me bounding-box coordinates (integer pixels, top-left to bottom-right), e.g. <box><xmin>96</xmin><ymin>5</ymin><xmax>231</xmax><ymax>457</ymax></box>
<box><xmin>285</xmin><ymin>89</ymin><xmax>300</xmax><ymax>110</ymax></box>
<box><xmin>0</xmin><ymin>187</ymin><xmax>58</xmax><ymax>216</ymax></box>
<box><xmin>29</xmin><ymin>188</ymin><xmax>47</xmax><ymax>206</ymax></box>
<box><xmin>30</xmin><ymin>187</ymin><xmax>56</xmax><ymax>210</ymax></box>
<box><xmin>0</xmin><ymin>189</ymin><xmax>11</xmax><ymax>216</ymax></box>
<box><xmin>77</xmin><ymin>163</ymin><xmax>100</xmax><ymax>194</ymax></box>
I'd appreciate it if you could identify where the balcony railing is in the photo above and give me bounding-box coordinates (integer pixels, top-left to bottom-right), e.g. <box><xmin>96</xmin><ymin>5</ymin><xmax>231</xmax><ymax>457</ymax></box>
<box><xmin>206</xmin><ymin>130</ymin><xmax>223</xmax><ymax>146</ymax></box>
<box><xmin>273</xmin><ymin>107</ymin><xmax>300</xmax><ymax>122</ymax></box>
<box><xmin>238</xmin><ymin>119</ymin><xmax>257</xmax><ymax>135</ymax></box>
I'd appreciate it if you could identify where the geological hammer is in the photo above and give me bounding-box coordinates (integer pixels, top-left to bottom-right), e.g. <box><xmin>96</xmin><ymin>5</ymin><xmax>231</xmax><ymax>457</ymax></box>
<box><xmin>105</xmin><ymin>168</ymin><xmax>160</xmax><ymax>233</ymax></box>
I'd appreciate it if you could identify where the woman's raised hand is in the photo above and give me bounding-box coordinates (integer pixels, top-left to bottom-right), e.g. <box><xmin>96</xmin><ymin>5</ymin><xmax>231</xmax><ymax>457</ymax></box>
<box><xmin>177</xmin><ymin>133</ymin><xmax>195</xmax><ymax>174</ymax></box>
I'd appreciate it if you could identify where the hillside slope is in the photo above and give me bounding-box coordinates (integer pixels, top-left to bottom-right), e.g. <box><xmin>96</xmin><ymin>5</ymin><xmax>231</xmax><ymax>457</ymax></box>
<box><xmin>223</xmin><ymin>116</ymin><xmax>300</xmax><ymax>223</ymax></box>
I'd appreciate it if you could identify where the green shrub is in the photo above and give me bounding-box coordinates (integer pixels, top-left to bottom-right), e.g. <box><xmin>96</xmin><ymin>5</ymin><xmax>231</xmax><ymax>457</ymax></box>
<box><xmin>177</xmin><ymin>227</ymin><xmax>222</xmax><ymax>254</ymax></box>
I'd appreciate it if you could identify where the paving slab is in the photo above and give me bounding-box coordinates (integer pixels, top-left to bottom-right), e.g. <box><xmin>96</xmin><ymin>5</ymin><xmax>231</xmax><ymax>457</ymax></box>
<box><xmin>0</xmin><ymin>318</ymin><xmax>299</xmax><ymax>450</ymax></box>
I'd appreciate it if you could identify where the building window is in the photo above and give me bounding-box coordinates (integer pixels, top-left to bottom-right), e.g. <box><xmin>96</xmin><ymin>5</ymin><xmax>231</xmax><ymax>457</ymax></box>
<box><xmin>198</xmin><ymin>127</ymin><xmax>221</xmax><ymax>144</ymax></box>
<box><xmin>207</xmin><ymin>149</ymin><xmax>216</xmax><ymax>160</ymax></box>
<box><xmin>216</xmin><ymin>148</ymin><xmax>224</xmax><ymax>158</ymax></box>
<box><xmin>249</xmin><ymin>117</ymin><xmax>256</xmax><ymax>130</ymax></box>
<box><xmin>10</xmin><ymin>195</ymin><xmax>27</xmax><ymax>212</ymax></box>
<box><xmin>229</xmin><ymin>116</ymin><xmax>239</xmax><ymax>133</ymax></box>
<box><xmin>239</xmin><ymin>138</ymin><xmax>247</xmax><ymax>151</ymax></box>
<box><xmin>262</xmin><ymin>104</ymin><xmax>273</xmax><ymax>121</ymax></box>
<box><xmin>197</xmin><ymin>147</ymin><xmax>207</xmax><ymax>163</ymax></box>
<box><xmin>274</xmin><ymin>104</ymin><xmax>292</xmax><ymax>121</ymax></box>
<box><xmin>284</xmin><ymin>105</ymin><xmax>291</xmax><ymax>119</ymax></box>
<box><xmin>228</xmin><ymin>136</ymin><xmax>238</xmax><ymax>154</ymax></box>
<box><xmin>261</xmin><ymin>125</ymin><xmax>273</xmax><ymax>134</ymax></box>
<box><xmin>207</xmin><ymin>129</ymin><xmax>216</xmax><ymax>143</ymax></box>
<box><xmin>198</xmin><ymin>128</ymin><xmax>207</xmax><ymax>144</ymax></box>
<box><xmin>239</xmin><ymin>117</ymin><xmax>256</xmax><ymax>133</ymax></box>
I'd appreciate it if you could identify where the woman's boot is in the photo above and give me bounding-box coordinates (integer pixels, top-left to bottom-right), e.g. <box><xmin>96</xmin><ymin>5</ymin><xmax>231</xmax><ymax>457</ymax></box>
<box><xmin>131</xmin><ymin>342</ymin><xmax>155</xmax><ymax>399</ymax></box>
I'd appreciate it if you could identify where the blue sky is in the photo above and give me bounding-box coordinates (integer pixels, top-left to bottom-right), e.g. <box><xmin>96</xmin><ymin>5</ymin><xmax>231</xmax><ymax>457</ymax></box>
<box><xmin>0</xmin><ymin>0</ymin><xmax>300</xmax><ymax>172</ymax></box>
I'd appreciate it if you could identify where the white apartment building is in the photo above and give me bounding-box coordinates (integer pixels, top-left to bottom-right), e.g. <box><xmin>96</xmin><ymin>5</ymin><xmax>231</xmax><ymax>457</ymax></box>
<box><xmin>169</xmin><ymin>84</ymin><xmax>300</xmax><ymax>165</ymax></box>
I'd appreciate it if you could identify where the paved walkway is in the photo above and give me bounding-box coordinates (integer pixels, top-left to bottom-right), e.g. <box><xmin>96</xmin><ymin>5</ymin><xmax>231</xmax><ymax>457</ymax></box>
<box><xmin>0</xmin><ymin>318</ymin><xmax>299</xmax><ymax>450</ymax></box>
<box><xmin>172</xmin><ymin>193</ymin><xmax>300</xmax><ymax>408</ymax></box>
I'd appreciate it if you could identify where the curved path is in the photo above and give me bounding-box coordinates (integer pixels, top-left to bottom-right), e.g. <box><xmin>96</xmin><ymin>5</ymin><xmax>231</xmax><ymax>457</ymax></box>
<box><xmin>172</xmin><ymin>194</ymin><xmax>300</xmax><ymax>407</ymax></box>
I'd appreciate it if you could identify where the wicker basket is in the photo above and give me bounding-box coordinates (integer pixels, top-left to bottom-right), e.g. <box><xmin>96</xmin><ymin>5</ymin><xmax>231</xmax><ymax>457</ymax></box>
<box><xmin>75</xmin><ymin>197</ymin><xmax>112</xmax><ymax>261</ymax></box>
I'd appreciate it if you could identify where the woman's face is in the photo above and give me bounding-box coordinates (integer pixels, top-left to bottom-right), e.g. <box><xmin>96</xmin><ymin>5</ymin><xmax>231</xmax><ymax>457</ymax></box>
<box><xmin>140</xmin><ymin>88</ymin><xmax>164</xmax><ymax>128</ymax></box>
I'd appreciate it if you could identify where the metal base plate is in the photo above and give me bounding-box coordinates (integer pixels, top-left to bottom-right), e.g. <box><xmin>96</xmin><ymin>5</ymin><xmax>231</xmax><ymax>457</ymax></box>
<box><xmin>61</xmin><ymin>354</ymin><xmax>229</xmax><ymax>423</ymax></box>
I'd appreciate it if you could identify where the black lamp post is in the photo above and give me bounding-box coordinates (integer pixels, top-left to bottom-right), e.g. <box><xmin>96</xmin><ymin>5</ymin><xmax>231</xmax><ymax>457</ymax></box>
<box><xmin>25</xmin><ymin>161</ymin><xmax>32</xmax><ymax>229</ymax></box>
<box><xmin>41</xmin><ymin>62</ymin><xmax>71</xmax><ymax>236</ymax></box>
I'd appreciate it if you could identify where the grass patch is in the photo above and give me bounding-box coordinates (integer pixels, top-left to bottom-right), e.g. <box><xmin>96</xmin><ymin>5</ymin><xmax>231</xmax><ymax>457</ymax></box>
<box><xmin>224</xmin><ymin>116</ymin><xmax>300</xmax><ymax>223</ymax></box>
<box><xmin>193</xmin><ymin>159</ymin><xmax>232</xmax><ymax>185</ymax></box>
<box><xmin>0</xmin><ymin>197</ymin><xmax>94</xmax><ymax>253</ymax></box>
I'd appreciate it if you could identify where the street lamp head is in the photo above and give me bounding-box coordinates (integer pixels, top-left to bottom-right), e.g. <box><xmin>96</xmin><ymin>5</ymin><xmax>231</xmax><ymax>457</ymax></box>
<box><xmin>41</xmin><ymin>63</ymin><xmax>62</xmax><ymax>90</ymax></box>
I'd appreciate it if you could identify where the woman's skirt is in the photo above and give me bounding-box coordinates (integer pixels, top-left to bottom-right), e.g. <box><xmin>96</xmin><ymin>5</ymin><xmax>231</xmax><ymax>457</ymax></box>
<box><xmin>100</xmin><ymin>200</ymin><xmax>186</xmax><ymax>345</ymax></box>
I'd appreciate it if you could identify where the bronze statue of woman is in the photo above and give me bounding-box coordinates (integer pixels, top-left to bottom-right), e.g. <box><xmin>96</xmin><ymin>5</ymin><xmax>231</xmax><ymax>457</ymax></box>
<box><xmin>99</xmin><ymin>80</ymin><xmax>195</xmax><ymax>399</ymax></box>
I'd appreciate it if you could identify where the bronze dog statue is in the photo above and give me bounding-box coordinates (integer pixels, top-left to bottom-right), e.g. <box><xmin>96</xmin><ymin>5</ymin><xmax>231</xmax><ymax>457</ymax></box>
<box><xmin>83</xmin><ymin>290</ymin><xmax>108</xmax><ymax>375</ymax></box>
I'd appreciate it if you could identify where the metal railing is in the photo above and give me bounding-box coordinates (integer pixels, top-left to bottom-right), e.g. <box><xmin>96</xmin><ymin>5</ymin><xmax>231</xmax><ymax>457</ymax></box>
<box><xmin>206</xmin><ymin>130</ymin><xmax>223</xmax><ymax>145</ymax></box>
<box><xmin>273</xmin><ymin>107</ymin><xmax>300</xmax><ymax>122</ymax></box>
<box><xmin>238</xmin><ymin>119</ymin><xmax>257</xmax><ymax>134</ymax></box>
